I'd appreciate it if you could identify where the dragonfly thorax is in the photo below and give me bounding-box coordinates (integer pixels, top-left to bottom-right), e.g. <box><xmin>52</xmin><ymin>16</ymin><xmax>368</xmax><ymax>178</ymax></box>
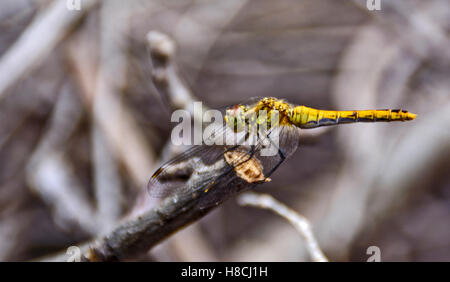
<box><xmin>225</xmin><ymin>98</ymin><xmax>292</xmax><ymax>134</ymax></box>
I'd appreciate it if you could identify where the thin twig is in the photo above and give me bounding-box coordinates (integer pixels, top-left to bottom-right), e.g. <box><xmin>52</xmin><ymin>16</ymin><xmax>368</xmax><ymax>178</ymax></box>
<box><xmin>66</xmin><ymin>23</ymin><xmax>156</xmax><ymax>188</ymax></box>
<box><xmin>144</xmin><ymin>30</ymin><xmax>220</xmax><ymax>261</ymax></box>
<box><xmin>26</xmin><ymin>82</ymin><xmax>98</xmax><ymax>235</ymax></box>
<box><xmin>237</xmin><ymin>192</ymin><xmax>328</xmax><ymax>262</ymax></box>
<box><xmin>0</xmin><ymin>0</ymin><xmax>98</xmax><ymax>100</ymax></box>
<box><xmin>90</xmin><ymin>0</ymin><xmax>133</xmax><ymax>231</ymax></box>
<box><xmin>146</xmin><ymin>30</ymin><xmax>203</xmax><ymax>115</ymax></box>
<box><xmin>320</xmin><ymin>1</ymin><xmax>449</xmax><ymax>258</ymax></box>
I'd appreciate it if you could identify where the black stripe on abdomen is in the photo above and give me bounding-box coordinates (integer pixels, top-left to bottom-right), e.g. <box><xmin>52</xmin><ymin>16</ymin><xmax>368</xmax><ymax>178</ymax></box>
<box><xmin>337</xmin><ymin>117</ymin><xmax>355</xmax><ymax>123</ymax></box>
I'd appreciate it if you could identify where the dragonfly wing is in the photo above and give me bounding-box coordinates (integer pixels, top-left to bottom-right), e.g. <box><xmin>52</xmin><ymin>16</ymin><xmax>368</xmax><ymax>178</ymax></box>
<box><xmin>148</xmin><ymin>104</ymin><xmax>301</xmax><ymax>201</ymax></box>
<box><xmin>252</xmin><ymin>124</ymin><xmax>300</xmax><ymax>178</ymax></box>
<box><xmin>148</xmin><ymin>144</ymin><xmax>227</xmax><ymax>198</ymax></box>
<box><xmin>148</xmin><ymin>121</ymin><xmax>260</xmax><ymax>200</ymax></box>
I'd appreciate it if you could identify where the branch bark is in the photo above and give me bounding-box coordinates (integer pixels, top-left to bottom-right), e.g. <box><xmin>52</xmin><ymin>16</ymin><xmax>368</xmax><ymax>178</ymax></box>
<box><xmin>85</xmin><ymin>159</ymin><xmax>248</xmax><ymax>261</ymax></box>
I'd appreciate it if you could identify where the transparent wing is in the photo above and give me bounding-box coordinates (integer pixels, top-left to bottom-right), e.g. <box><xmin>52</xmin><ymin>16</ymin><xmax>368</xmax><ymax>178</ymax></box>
<box><xmin>147</xmin><ymin>118</ymin><xmax>254</xmax><ymax>199</ymax></box>
<box><xmin>148</xmin><ymin>144</ymin><xmax>227</xmax><ymax>198</ymax></box>
<box><xmin>147</xmin><ymin>97</ymin><xmax>301</xmax><ymax>202</ymax></box>
<box><xmin>249</xmin><ymin>123</ymin><xmax>300</xmax><ymax>178</ymax></box>
<box><xmin>148</xmin><ymin>123</ymin><xmax>300</xmax><ymax>201</ymax></box>
<box><xmin>194</xmin><ymin>123</ymin><xmax>301</xmax><ymax>209</ymax></box>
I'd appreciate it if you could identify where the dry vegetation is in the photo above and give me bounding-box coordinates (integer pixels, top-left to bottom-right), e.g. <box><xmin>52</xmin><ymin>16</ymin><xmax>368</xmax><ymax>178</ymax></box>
<box><xmin>0</xmin><ymin>0</ymin><xmax>448</xmax><ymax>261</ymax></box>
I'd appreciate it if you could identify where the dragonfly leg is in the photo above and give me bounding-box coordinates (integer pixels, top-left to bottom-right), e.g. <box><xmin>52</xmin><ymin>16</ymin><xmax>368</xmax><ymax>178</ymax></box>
<box><xmin>264</xmin><ymin>135</ymin><xmax>286</xmax><ymax>179</ymax></box>
<box><xmin>223</xmin><ymin>145</ymin><xmax>240</xmax><ymax>154</ymax></box>
<box><xmin>256</xmin><ymin>127</ymin><xmax>287</xmax><ymax>179</ymax></box>
<box><xmin>266</xmin><ymin>148</ymin><xmax>286</xmax><ymax>179</ymax></box>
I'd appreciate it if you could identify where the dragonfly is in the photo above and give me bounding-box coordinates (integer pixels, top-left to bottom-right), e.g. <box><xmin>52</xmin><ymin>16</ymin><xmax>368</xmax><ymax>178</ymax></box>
<box><xmin>148</xmin><ymin>97</ymin><xmax>416</xmax><ymax>208</ymax></box>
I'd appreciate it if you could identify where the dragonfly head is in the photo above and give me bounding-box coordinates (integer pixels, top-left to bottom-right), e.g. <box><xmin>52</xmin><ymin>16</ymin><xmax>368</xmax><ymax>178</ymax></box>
<box><xmin>225</xmin><ymin>104</ymin><xmax>249</xmax><ymax>132</ymax></box>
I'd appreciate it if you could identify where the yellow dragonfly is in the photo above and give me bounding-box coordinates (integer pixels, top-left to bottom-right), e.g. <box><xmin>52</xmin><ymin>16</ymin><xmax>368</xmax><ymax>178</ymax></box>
<box><xmin>148</xmin><ymin>97</ymin><xmax>416</xmax><ymax>207</ymax></box>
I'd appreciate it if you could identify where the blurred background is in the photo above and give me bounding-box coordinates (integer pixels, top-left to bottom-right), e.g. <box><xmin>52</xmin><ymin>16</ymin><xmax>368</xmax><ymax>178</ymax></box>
<box><xmin>0</xmin><ymin>0</ymin><xmax>449</xmax><ymax>261</ymax></box>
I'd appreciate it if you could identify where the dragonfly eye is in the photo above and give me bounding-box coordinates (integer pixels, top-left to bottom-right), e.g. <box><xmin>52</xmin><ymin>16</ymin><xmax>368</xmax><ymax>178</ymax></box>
<box><xmin>225</xmin><ymin>105</ymin><xmax>248</xmax><ymax>132</ymax></box>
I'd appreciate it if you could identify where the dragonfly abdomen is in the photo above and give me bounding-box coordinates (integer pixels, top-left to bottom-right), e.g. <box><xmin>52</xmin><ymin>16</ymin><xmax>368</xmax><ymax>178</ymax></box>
<box><xmin>291</xmin><ymin>106</ymin><xmax>416</xmax><ymax>129</ymax></box>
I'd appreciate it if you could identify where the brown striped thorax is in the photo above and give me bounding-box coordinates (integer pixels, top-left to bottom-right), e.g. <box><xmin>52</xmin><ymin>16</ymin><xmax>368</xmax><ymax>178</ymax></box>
<box><xmin>224</xmin><ymin>97</ymin><xmax>416</xmax><ymax>132</ymax></box>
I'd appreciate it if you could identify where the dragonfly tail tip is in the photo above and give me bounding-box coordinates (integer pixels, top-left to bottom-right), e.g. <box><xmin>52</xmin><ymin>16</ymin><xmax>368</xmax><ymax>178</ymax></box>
<box><xmin>407</xmin><ymin>112</ymin><xmax>417</xmax><ymax>120</ymax></box>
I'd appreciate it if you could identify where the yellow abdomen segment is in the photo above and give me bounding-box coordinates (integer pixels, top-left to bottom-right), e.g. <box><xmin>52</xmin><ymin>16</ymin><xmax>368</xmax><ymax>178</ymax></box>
<box><xmin>291</xmin><ymin>106</ymin><xmax>417</xmax><ymax>129</ymax></box>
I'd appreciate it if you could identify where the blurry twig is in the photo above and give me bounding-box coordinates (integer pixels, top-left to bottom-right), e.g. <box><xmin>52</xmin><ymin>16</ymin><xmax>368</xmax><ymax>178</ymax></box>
<box><xmin>0</xmin><ymin>0</ymin><xmax>98</xmax><ymax>100</ymax></box>
<box><xmin>142</xmin><ymin>30</ymin><xmax>218</xmax><ymax>261</ymax></box>
<box><xmin>146</xmin><ymin>30</ymin><xmax>205</xmax><ymax>119</ymax></box>
<box><xmin>90</xmin><ymin>0</ymin><xmax>133</xmax><ymax>231</ymax></box>
<box><xmin>66</xmin><ymin>21</ymin><xmax>156</xmax><ymax>189</ymax></box>
<box><xmin>129</xmin><ymin>30</ymin><xmax>205</xmax><ymax>215</ymax></box>
<box><xmin>320</xmin><ymin>0</ymin><xmax>450</xmax><ymax>259</ymax></box>
<box><xmin>26</xmin><ymin>82</ymin><xmax>99</xmax><ymax>235</ymax></box>
<box><xmin>147</xmin><ymin>30</ymin><xmax>329</xmax><ymax>150</ymax></box>
<box><xmin>237</xmin><ymin>192</ymin><xmax>328</xmax><ymax>262</ymax></box>
<box><xmin>351</xmin><ymin>0</ymin><xmax>450</xmax><ymax>60</ymax></box>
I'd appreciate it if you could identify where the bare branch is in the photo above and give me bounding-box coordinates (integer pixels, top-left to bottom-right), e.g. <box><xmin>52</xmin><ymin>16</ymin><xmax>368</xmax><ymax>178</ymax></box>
<box><xmin>85</xmin><ymin>160</ymin><xmax>246</xmax><ymax>261</ymax></box>
<box><xmin>66</xmin><ymin>23</ymin><xmax>156</xmax><ymax>189</ymax></box>
<box><xmin>90</xmin><ymin>0</ymin><xmax>134</xmax><ymax>231</ymax></box>
<box><xmin>26</xmin><ymin>82</ymin><xmax>99</xmax><ymax>235</ymax></box>
<box><xmin>237</xmin><ymin>192</ymin><xmax>328</xmax><ymax>262</ymax></box>
<box><xmin>147</xmin><ymin>31</ymin><xmax>202</xmax><ymax>113</ymax></box>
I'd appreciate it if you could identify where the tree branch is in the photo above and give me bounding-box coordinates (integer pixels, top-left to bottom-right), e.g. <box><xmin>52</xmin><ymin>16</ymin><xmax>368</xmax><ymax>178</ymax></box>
<box><xmin>237</xmin><ymin>192</ymin><xmax>328</xmax><ymax>262</ymax></box>
<box><xmin>85</xmin><ymin>159</ymin><xmax>247</xmax><ymax>261</ymax></box>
